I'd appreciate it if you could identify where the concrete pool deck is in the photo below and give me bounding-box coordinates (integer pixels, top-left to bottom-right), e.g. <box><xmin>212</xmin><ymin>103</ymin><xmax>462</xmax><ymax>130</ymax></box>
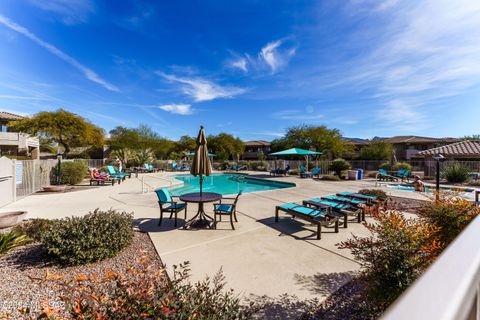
<box><xmin>1</xmin><ymin>171</ymin><xmax>430</xmax><ymax>302</ymax></box>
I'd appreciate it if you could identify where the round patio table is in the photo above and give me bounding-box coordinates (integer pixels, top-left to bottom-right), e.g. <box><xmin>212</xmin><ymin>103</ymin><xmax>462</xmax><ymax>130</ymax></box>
<box><xmin>180</xmin><ymin>192</ymin><xmax>222</xmax><ymax>229</ymax></box>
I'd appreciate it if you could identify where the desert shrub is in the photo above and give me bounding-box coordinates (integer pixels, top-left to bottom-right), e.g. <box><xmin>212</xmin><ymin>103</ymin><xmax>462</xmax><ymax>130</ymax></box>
<box><xmin>417</xmin><ymin>196</ymin><xmax>480</xmax><ymax>250</ymax></box>
<box><xmin>358</xmin><ymin>189</ymin><xmax>388</xmax><ymax>201</ymax></box>
<box><xmin>441</xmin><ymin>162</ymin><xmax>470</xmax><ymax>183</ymax></box>
<box><xmin>339</xmin><ymin>210</ymin><xmax>439</xmax><ymax>308</ymax></box>
<box><xmin>249</xmin><ymin>161</ymin><xmax>269</xmax><ymax>171</ymax></box>
<box><xmin>41</xmin><ymin>209</ymin><xmax>133</xmax><ymax>265</ymax></box>
<box><xmin>0</xmin><ymin>232</ymin><xmax>31</xmax><ymax>255</ymax></box>
<box><xmin>11</xmin><ymin>218</ymin><xmax>51</xmax><ymax>242</ymax></box>
<box><xmin>329</xmin><ymin>159</ymin><xmax>351</xmax><ymax>177</ymax></box>
<box><xmin>52</xmin><ymin>161</ymin><xmax>88</xmax><ymax>185</ymax></box>
<box><xmin>319</xmin><ymin>174</ymin><xmax>341</xmax><ymax>181</ymax></box>
<box><xmin>392</xmin><ymin>162</ymin><xmax>412</xmax><ymax>172</ymax></box>
<box><xmin>379</xmin><ymin>162</ymin><xmax>391</xmax><ymax>171</ymax></box>
<box><xmin>39</xmin><ymin>259</ymin><xmax>253</xmax><ymax>319</ymax></box>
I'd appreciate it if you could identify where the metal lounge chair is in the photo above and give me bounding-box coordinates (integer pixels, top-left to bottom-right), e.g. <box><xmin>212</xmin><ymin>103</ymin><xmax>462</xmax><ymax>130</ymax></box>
<box><xmin>299</xmin><ymin>164</ymin><xmax>312</xmax><ymax>178</ymax></box>
<box><xmin>213</xmin><ymin>191</ymin><xmax>242</xmax><ymax>230</ymax></box>
<box><xmin>106</xmin><ymin>166</ymin><xmax>127</xmax><ymax>181</ymax></box>
<box><xmin>111</xmin><ymin>165</ymin><xmax>131</xmax><ymax>179</ymax></box>
<box><xmin>303</xmin><ymin>198</ymin><xmax>364</xmax><ymax>227</ymax></box>
<box><xmin>154</xmin><ymin>188</ymin><xmax>187</xmax><ymax>227</ymax></box>
<box><xmin>89</xmin><ymin>169</ymin><xmax>116</xmax><ymax>186</ymax></box>
<box><xmin>311</xmin><ymin>168</ymin><xmax>320</xmax><ymax>178</ymax></box>
<box><xmin>337</xmin><ymin>191</ymin><xmax>379</xmax><ymax>205</ymax></box>
<box><xmin>275</xmin><ymin>203</ymin><xmax>339</xmax><ymax>239</ymax></box>
<box><xmin>393</xmin><ymin>169</ymin><xmax>410</xmax><ymax>182</ymax></box>
<box><xmin>377</xmin><ymin>169</ymin><xmax>398</xmax><ymax>181</ymax></box>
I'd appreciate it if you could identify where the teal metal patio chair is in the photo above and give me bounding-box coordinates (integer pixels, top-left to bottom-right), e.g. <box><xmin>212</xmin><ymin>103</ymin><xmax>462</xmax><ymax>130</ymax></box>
<box><xmin>107</xmin><ymin>165</ymin><xmax>127</xmax><ymax>181</ymax></box>
<box><xmin>213</xmin><ymin>191</ymin><xmax>242</xmax><ymax>230</ymax></box>
<box><xmin>154</xmin><ymin>188</ymin><xmax>187</xmax><ymax>227</ymax></box>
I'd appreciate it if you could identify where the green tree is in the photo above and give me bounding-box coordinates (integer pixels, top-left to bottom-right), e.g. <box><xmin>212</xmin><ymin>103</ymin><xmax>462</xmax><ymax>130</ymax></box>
<box><xmin>8</xmin><ymin>109</ymin><xmax>104</xmax><ymax>158</ymax></box>
<box><xmin>108</xmin><ymin>127</ymin><xmax>141</xmax><ymax>163</ymax></box>
<box><xmin>270</xmin><ymin>125</ymin><xmax>352</xmax><ymax>159</ymax></box>
<box><xmin>176</xmin><ymin>135</ymin><xmax>197</xmax><ymax>154</ymax></box>
<box><xmin>208</xmin><ymin>133</ymin><xmax>244</xmax><ymax>161</ymax></box>
<box><xmin>357</xmin><ymin>141</ymin><xmax>392</xmax><ymax>160</ymax></box>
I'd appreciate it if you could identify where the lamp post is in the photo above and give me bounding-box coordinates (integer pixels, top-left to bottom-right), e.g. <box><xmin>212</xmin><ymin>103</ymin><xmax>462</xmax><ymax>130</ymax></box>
<box><xmin>56</xmin><ymin>152</ymin><xmax>63</xmax><ymax>185</ymax></box>
<box><xmin>432</xmin><ymin>153</ymin><xmax>445</xmax><ymax>200</ymax></box>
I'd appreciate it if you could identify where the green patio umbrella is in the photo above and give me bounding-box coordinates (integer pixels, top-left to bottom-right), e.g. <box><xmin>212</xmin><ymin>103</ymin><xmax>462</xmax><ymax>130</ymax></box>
<box><xmin>190</xmin><ymin>126</ymin><xmax>212</xmax><ymax>195</ymax></box>
<box><xmin>269</xmin><ymin>148</ymin><xmax>322</xmax><ymax>169</ymax></box>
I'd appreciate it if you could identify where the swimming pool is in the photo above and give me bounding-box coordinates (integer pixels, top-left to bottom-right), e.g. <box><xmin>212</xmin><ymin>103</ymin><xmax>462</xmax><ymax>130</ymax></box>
<box><xmin>168</xmin><ymin>173</ymin><xmax>295</xmax><ymax>196</ymax></box>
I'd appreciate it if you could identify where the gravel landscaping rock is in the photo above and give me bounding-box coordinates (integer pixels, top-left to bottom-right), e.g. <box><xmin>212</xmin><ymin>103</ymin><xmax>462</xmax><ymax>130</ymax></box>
<box><xmin>0</xmin><ymin>232</ymin><xmax>165</xmax><ymax>319</ymax></box>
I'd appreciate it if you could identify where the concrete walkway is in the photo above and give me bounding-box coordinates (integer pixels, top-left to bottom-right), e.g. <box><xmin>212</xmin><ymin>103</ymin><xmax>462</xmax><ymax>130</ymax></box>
<box><xmin>1</xmin><ymin>172</ymin><xmax>429</xmax><ymax>302</ymax></box>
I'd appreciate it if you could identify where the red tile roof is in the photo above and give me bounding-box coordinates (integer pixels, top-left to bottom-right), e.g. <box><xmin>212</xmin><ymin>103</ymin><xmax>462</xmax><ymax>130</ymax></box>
<box><xmin>386</xmin><ymin>136</ymin><xmax>461</xmax><ymax>144</ymax></box>
<box><xmin>243</xmin><ymin>140</ymin><xmax>271</xmax><ymax>146</ymax></box>
<box><xmin>0</xmin><ymin>111</ymin><xmax>25</xmax><ymax>121</ymax></box>
<box><xmin>418</xmin><ymin>140</ymin><xmax>480</xmax><ymax>157</ymax></box>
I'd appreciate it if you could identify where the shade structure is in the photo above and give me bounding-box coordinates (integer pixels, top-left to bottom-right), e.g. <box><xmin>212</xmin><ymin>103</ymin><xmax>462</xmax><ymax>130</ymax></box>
<box><xmin>269</xmin><ymin>148</ymin><xmax>322</xmax><ymax>156</ymax></box>
<box><xmin>269</xmin><ymin>148</ymin><xmax>322</xmax><ymax>170</ymax></box>
<box><xmin>190</xmin><ymin>126</ymin><xmax>212</xmax><ymax>195</ymax></box>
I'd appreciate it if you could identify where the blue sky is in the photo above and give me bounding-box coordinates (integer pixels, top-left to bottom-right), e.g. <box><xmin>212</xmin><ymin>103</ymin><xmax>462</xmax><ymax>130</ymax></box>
<box><xmin>0</xmin><ymin>0</ymin><xmax>479</xmax><ymax>140</ymax></box>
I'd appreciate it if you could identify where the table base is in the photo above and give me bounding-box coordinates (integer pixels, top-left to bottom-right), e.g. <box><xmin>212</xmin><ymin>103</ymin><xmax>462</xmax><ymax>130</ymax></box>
<box><xmin>183</xmin><ymin>203</ymin><xmax>213</xmax><ymax>229</ymax></box>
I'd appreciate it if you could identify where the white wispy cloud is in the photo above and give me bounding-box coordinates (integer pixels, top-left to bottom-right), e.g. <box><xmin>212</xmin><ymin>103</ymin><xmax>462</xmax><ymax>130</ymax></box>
<box><xmin>271</xmin><ymin>109</ymin><xmax>324</xmax><ymax>121</ymax></box>
<box><xmin>229</xmin><ymin>58</ymin><xmax>248</xmax><ymax>72</ymax></box>
<box><xmin>0</xmin><ymin>15</ymin><xmax>119</xmax><ymax>92</ymax></box>
<box><xmin>259</xmin><ymin>40</ymin><xmax>296</xmax><ymax>73</ymax></box>
<box><xmin>226</xmin><ymin>39</ymin><xmax>296</xmax><ymax>74</ymax></box>
<box><xmin>317</xmin><ymin>0</ymin><xmax>480</xmax><ymax>131</ymax></box>
<box><xmin>28</xmin><ymin>0</ymin><xmax>95</xmax><ymax>25</ymax></box>
<box><xmin>157</xmin><ymin>72</ymin><xmax>246</xmax><ymax>102</ymax></box>
<box><xmin>159</xmin><ymin>104</ymin><xmax>193</xmax><ymax>115</ymax></box>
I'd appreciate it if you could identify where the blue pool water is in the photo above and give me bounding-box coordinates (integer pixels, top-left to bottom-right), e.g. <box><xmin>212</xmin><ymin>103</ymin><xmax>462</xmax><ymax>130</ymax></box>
<box><xmin>168</xmin><ymin>173</ymin><xmax>295</xmax><ymax>196</ymax></box>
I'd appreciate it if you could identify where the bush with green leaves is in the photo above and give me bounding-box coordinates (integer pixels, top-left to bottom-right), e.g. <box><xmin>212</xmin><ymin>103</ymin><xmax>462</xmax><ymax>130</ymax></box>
<box><xmin>249</xmin><ymin>161</ymin><xmax>269</xmax><ymax>171</ymax></box>
<box><xmin>52</xmin><ymin>161</ymin><xmax>88</xmax><ymax>185</ymax></box>
<box><xmin>11</xmin><ymin>218</ymin><xmax>51</xmax><ymax>242</ymax></box>
<box><xmin>417</xmin><ymin>196</ymin><xmax>480</xmax><ymax>250</ymax></box>
<box><xmin>41</xmin><ymin>209</ymin><xmax>133</xmax><ymax>265</ymax></box>
<box><xmin>379</xmin><ymin>162</ymin><xmax>391</xmax><ymax>171</ymax></box>
<box><xmin>0</xmin><ymin>232</ymin><xmax>31</xmax><ymax>255</ymax></box>
<box><xmin>358</xmin><ymin>189</ymin><xmax>388</xmax><ymax>201</ymax></box>
<box><xmin>339</xmin><ymin>210</ymin><xmax>438</xmax><ymax>308</ymax></box>
<box><xmin>392</xmin><ymin>162</ymin><xmax>412</xmax><ymax>172</ymax></box>
<box><xmin>38</xmin><ymin>259</ymin><xmax>254</xmax><ymax>319</ymax></box>
<box><xmin>329</xmin><ymin>158</ymin><xmax>351</xmax><ymax>177</ymax></box>
<box><xmin>441</xmin><ymin>162</ymin><xmax>470</xmax><ymax>183</ymax></box>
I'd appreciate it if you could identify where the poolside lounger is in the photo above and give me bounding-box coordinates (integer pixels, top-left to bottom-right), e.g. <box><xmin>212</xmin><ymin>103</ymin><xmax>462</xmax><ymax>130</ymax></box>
<box><xmin>275</xmin><ymin>203</ymin><xmax>339</xmax><ymax>240</ymax></box>
<box><xmin>337</xmin><ymin>192</ymin><xmax>379</xmax><ymax>204</ymax></box>
<box><xmin>107</xmin><ymin>166</ymin><xmax>127</xmax><ymax>181</ymax></box>
<box><xmin>300</xmin><ymin>164</ymin><xmax>312</xmax><ymax>178</ymax></box>
<box><xmin>322</xmin><ymin>195</ymin><xmax>366</xmax><ymax>207</ymax></box>
<box><xmin>303</xmin><ymin>198</ymin><xmax>364</xmax><ymax>227</ymax></box>
<box><xmin>311</xmin><ymin>168</ymin><xmax>320</xmax><ymax>178</ymax></box>
<box><xmin>89</xmin><ymin>169</ymin><xmax>117</xmax><ymax>186</ymax></box>
<box><xmin>377</xmin><ymin>169</ymin><xmax>398</xmax><ymax>181</ymax></box>
<box><xmin>154</xmin><ymin>188</ymin><xmax>187</xmax><ymax>227</ymax></box>
<box><xmin>393</xmin><ymin>169</ymin><xmax>410</xmax><ymax>182</ymax></box>
<box><xmin>108</xmin><ymin>165</ymin><xmax>131</xmax><ymax>179</ymax></box>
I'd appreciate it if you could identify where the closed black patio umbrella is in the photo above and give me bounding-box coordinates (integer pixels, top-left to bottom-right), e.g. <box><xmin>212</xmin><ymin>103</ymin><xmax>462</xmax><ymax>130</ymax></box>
<box><xmin>190</xmin><ymin>126</ymin><xmax>212</xmax><ymax>195</ymax></box>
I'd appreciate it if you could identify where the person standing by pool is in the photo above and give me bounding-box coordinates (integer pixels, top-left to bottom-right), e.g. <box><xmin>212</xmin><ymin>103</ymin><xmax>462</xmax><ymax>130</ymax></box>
<box><xmin>116</xmin><ymin>158</ymin><xmax>123</xmax><ymax>172</ymax></box>
<box><xmin>411</xmin><ymin>175</ymin><xmax>425</xmax><ymax>192</ymax></box>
